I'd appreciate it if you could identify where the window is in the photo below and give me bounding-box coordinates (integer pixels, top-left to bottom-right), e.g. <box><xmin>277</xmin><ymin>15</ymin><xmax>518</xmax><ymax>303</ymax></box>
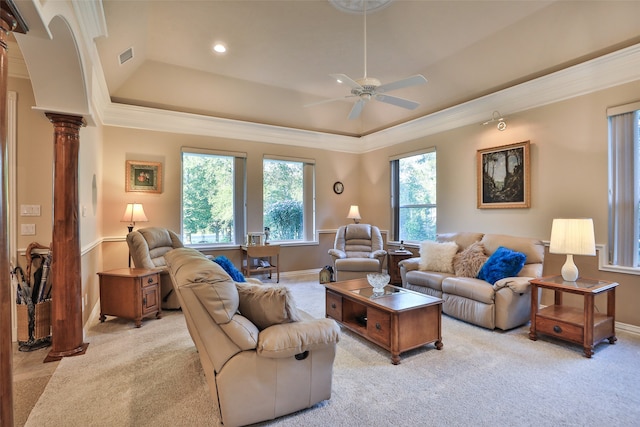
<box><xmin>181</xmin><ymin>148</ymin><xmax>246</xmax><ymax>245</ymax></box>
<box><xmin>390</xmin><ymin>149</ymin><xmax>437</xmax><ymax>242</ymax></box>
<box><xmin>608</xmin><ymin>104</ymin><xmax>640</xmax><ymax>268</ymax></box>
<box><xmin>263</xmin><ymin>156</ymin><xmax>315</xmax><ymax>242</ymax></box>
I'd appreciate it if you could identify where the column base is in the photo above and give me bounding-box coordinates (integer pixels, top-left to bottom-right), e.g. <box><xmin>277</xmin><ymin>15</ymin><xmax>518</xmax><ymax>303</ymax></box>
<box><xmin>44</xmin><ymin>342</ymin><xmax>89</xmax><ymax>363</ymax></box>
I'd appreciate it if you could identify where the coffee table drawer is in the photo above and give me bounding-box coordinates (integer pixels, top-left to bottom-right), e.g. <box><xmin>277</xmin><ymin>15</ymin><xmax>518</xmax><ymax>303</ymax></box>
<box><xmin>367</xmin><ymin>307</ymin><xmax>390</xmax><ymax>347</ymax></box>
<box><xmin>326</xmin><ymin>290</ymin><xmax>342</xmax><ymax>321</ymax></box>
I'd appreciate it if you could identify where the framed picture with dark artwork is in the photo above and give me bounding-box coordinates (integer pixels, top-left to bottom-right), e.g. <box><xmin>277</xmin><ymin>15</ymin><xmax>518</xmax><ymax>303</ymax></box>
<box><xmin>477</xmin><ymin>140</ymin><xmax>530</xmax><ymax>209</ymax></box>
<box><xmin>125</xmin><ymin>160</ymin><xmax>162</xmax><ymax>193</ymax></box>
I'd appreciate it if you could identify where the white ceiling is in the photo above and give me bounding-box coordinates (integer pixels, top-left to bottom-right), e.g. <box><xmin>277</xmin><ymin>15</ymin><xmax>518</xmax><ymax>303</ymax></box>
<box><xmin>94</xmin><ymin>0</ymin><xmax>640</xmax><ymax>137</ymax></box>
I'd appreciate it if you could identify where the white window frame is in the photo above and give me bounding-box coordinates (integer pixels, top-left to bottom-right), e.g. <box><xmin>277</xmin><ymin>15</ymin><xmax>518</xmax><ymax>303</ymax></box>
<box><xmin>390</xmin><ymin>147</ymin><xmax>437</xmax><ymax>243</ymax></box>
<box><xmin>604</xmin><ymin>102</ymin><xmax>640</xmax><ymax>275</ymax></box>
<box><xmin>181</xmin><ymin>147</ymin><xmax>246</xmax><ymax>248</ymax></box>
<box><xmin>263</xmin><ymin>154</ymin><xmax>316</xmax><ymax>243</ymax></box>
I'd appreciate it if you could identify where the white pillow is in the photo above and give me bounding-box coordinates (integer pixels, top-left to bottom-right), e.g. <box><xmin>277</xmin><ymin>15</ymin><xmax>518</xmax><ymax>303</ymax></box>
<box><xmin>419</xmin><ymin>240</ymin><xmax>458</xmax><ymax>273</ymax></box>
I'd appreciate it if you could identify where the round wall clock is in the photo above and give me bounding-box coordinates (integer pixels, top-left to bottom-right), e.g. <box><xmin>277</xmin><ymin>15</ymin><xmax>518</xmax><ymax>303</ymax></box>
<box><xmin>333</xmin><ymin>181</ymin><xmax>344</xmax><ymax>194</ymax></box>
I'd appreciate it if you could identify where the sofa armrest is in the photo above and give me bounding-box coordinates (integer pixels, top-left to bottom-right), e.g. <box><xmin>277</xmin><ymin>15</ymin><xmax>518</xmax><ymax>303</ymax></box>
<box><xmin>493</xmin><ymin>277</ymin><xmax>534</xmax><ymax>294</ymax></box>
<box><xmin>399</xmin><ymin>257</ymin><xmax>420</xmax><ymax>272</ymax></box>
<box><xmin>256</xmin><ymin>318</ymin><xmax>340</xmax><ymax>359</ymax></box>
<box><xmin>328</xmin><ymin>249</ymin><xmax>346</xmax><ymax>259</ymax></box>
<box><xmin>372</xmin><ymin>250</ymin><xmax>387</xmax><ymax>260</ymax></box>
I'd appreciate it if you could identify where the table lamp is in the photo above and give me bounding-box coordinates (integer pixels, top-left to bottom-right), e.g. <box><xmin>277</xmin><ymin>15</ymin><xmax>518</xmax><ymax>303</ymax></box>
<box><xmin>347</xmin><ymin>205</ymin><xmax>361</xmax><ymax>224</ymax></box>
<box><xmin>121</xmin><ymin>203</ymin><xmax>148</xmax><ymax>233</ymax></box>
<box><xmin>549</xmin><ymin>218</ymin><xmax>596</xmax><ymax>282</ymax></box>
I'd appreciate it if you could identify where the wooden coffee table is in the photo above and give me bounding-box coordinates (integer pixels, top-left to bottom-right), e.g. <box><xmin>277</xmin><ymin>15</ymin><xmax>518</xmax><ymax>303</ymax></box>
<box><xmin>324</xmin><ymin>278</ymin><xmax>443</xmax><ymax>364</ymax></box>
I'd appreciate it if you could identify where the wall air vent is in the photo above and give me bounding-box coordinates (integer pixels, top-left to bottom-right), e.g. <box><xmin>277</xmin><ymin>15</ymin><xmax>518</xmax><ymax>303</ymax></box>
<box><xmin>118</xmin><ymin>47</ymin><xmax>134</xmax><ymax>65</ymax></box>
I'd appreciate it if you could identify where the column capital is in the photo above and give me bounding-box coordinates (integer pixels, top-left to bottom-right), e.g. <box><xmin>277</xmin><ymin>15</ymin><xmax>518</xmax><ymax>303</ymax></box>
<box><xmin>45</xmin><ymin>112</ymin><xmax>86</xmax><ymax>128</ymax></box>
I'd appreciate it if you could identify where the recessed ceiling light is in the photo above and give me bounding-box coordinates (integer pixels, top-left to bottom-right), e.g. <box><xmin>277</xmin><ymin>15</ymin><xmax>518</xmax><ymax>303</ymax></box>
<box><xmin>213</xmin><ymin>43</ymin><xmax>227</xmax><ymax>54</ymax></box>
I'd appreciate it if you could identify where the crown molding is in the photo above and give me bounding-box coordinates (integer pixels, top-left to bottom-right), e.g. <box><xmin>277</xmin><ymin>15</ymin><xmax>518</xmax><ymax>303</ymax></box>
<box><xmin>100</xmin><ymin>42</ymin><xmax>640</xmax><ymax>154</ymax></box>
<box><xmin>361</xmin><ymin>42</ymin><xmax>640</xmax><ymax>152</ymax></box>
<box><xmin>102</xmin><ymin>102</ymin><xmax>363</xmax><ymax>153</ymax></box>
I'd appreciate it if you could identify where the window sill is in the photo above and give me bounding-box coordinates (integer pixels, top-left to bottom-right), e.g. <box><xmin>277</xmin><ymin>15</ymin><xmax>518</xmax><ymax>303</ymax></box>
<box><xmin>599</xmin><ymin>264</ymin><xmax>640</xmax><ymax>276</ymax></box>
<box><xmin>185</xmin><ymin>241</ymin><xmax>318</xmax><ymax>251</ymax></box>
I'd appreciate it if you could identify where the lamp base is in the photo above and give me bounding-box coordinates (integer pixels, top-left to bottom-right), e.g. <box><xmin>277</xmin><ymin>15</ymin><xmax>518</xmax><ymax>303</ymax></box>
<box><xmin>560</xmin><ymin>254</ymin><xmax>579</xmax><ymax>282</ymax></box>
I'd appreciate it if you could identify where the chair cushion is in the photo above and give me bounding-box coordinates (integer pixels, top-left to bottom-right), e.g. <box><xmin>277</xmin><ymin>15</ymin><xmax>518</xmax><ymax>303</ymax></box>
<box><xmin>236</xmin><ymin>282</ymin><xmax>301</xmax><ymax>330</ymax></box>
<box><xmin>165</xmin><ymin>248</ymin><xmax>239</xmax><ymax>324</ymax></box>
<box><xmin>437</xmin><ymin>232</ymin><xmax>484</xmax><ymax>251</ymax></box>
<box><xmin>335</xmin><ymin>258</ymin><xmax>380</xmax><ymax>272</ymax></box>
<box><xmin>419</xmin><ymin>240</ymin><xmax>458</xmax><ymax>273</ymax></box>
<box><xmin>442</xmin><ymin>277</ymin><xmax>496</xmax><ymax>304</ymax></box>
<box><xmin>480</xmin><ymin>234</ymin><xmax>544</xmax><ymax>264</ymax></box>
<box><xmin>344</xmin><ymin>224</ymin><xmax>372</xmax><ymax>240</ymax></box>
<box><xmin>477</xmin><ymin>246</ymin><xmax>526</xmax><ymax>285</ymax></box>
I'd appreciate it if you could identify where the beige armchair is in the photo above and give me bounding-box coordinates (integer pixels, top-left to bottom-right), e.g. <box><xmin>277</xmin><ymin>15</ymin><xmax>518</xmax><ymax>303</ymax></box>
<box><xmin>126</xmin><ymin>227</ymin><xmax>184</xmax><ymax>309</ymax></box>
<box><xmin>328</xmin><ymin>224</ymin><xmax>387</xmax><ymax>281</ymax></box>
<box><xmin>165</xmin><ymin>247</ymin><xmax>340</xmax><ymax>427</ymax></box>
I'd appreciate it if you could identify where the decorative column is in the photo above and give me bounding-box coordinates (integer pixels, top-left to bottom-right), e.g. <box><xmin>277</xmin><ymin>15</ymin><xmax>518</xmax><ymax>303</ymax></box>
<box><xmin>0</xmin><ymin>0</ymin><xmax>27</xmax><ymax>422</ymax></box>
<box><xmin>0</xmin><ymin>9</ymin><xmax>17</xmax><ymax>426</ymax></box>
<box><xmin>44</xmin><ymin>113</ymin><xmax>88</xmax><ymax>362</ymax></box>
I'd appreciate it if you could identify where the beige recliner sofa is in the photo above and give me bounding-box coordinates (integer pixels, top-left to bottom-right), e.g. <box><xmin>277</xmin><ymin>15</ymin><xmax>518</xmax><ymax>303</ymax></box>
<box><xmin>165</xmin><ymin>247</ymin><xmax>340</xmax><ymax>427</ymax></box>
<box><xmin>400</xmin><ymin>232</ymin><xmax>544</xmax><ymax>330</ymax></box>
<box><xmin>126</xmin><ymin>227</ymin><xmax>184</xmax><ymax>309</ymax></box>
<box><xmin>328</xmin><ymin>224</ymin><xmax>387</xmax><ymax>281</ymax></box>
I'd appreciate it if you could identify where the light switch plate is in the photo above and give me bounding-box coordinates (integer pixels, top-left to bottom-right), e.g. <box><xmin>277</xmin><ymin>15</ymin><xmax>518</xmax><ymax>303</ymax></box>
<box><xmin>21</xmin><ymin>224</ymin><xmax>36</xmax><ymax>235</ymax></box>
<box><xmin>20</xmin><ymin>205</ymin><xmax>41</xmax><ymax>216</ymax></box>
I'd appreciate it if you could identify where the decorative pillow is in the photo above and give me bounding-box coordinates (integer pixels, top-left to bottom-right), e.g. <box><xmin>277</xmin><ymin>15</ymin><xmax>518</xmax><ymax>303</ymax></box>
<box><xmin>235</xmin><ymin>283</ymin><xmax>301</xmax><ymax>330</ymax></box>
<box><xmin>477</xmin><ymin>246</ymin><xmax>526</xmax><ymax>285</ymax></box>
<box><xmin>419</xmin><ymin>240</ymin><xmax>458</xmax><ymax>273</ymax></box>
<box><xmin>453</xmin><ymin>242</ymin><xmax>488</xmax><ymax>278</ymax></box>
<box><xmin>212</xmin><ymin>255</ymin><xmax>246</xmax><ymax>282</ymax></box>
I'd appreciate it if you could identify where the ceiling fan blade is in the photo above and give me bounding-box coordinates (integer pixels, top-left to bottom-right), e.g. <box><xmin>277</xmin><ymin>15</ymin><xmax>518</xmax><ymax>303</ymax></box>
<box><xmin>330</xmin><ymin>73</ymin><xmax>363</xmax><ymax>90</ymax></box>
<box><xmin>374</xmin><ymin>94</ymin><xmax>420</xmax><ymax>110</ymax></box>
<box><xmin>348</xmin><ymin>99</ymin><xmax>366</xmax><ymax>120</ymax></box>
<box><xmin>376</xmin><ymin>74</ymin><xmax>427</xmax><ymax>93</ymax></box>
<box><xmin>304</xmin><ymin>95</ymin><xmax>357</xmax><ymax>108</ymax></box>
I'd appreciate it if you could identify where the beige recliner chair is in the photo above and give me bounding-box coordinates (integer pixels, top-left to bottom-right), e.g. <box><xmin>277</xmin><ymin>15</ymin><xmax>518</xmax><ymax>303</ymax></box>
<box><xmin>328</xmin><ymin>224</ymin><xmax>387</xmax><ymax>281</ymax></box>
<box><xmin>126</xmin><ymin>227</ymin><xmax>184</xmax><ymax>309</ymax></box>
<box><xmin>165</xmin><ymin>247</ymin><xmax>340</xmax><ymax>427</ymax></box>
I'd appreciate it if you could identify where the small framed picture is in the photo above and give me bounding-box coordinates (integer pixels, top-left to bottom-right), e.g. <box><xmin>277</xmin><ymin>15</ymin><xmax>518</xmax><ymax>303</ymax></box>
<box><xmin>477</xmin><ymin>141</ymin><xmax>530</xmax><ymax>209</ymax></box>
<box><xmin>125</xmin><ymin>160</ymin><xmax>162</xmax><ymax>193</ymax></box>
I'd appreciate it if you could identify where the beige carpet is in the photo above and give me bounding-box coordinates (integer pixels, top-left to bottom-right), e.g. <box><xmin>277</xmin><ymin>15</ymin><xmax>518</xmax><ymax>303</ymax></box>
<box><xmin>26</xmin><ymin>275</ymin><xmax>640</xmax><ymax>426</ymax></box>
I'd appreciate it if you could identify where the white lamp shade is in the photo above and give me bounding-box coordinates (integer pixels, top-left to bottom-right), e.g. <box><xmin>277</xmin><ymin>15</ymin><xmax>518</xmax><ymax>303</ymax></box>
<box><xmin>121</xmin><ymin>203</ymin><xmax>148</xmax><ymax>223</ymax></box>
<box><xmin>347</xmin><ymin>205</ymin><xmax>361</xmax><ymax>221</ymax></box>
<box><xmin>549</xmin><ymin>218</ymin><xmax>596</xmax><ymax>256</ymax></box>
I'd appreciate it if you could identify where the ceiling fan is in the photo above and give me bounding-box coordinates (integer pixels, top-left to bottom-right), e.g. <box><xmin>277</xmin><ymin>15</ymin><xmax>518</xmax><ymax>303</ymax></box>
<box><xmin>307</xmin><ymin>1</ymin><xmax>427</xmax><ymax>120</ymax></box>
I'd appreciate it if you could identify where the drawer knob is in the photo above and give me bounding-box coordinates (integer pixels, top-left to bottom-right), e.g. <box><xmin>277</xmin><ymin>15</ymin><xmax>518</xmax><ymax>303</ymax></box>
<box><xmin>331</xmin><ymin>303</ymin><xmax>336</xmax><ymax>309</ymax></box>
<box><xmin>553</xmin><ymin>325</ymin><xmax>562</xmax><ymax>334</ymax></box>
<box><xmin>148</xmin><ymin>277</ymin><xmax>154</xmax><ymax>284</ymax></box>
<box><xmin>375</xmin><ymin>322</ymin><xmax>382</xmax><ymax>331</ymax></box>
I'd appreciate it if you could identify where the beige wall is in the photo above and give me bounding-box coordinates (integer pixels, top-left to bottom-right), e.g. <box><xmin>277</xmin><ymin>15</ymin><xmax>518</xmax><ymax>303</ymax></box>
<box><xmin>10</xmin><ymin>76</ymin><xmax>640</xmax><ymax>329</ymax></box>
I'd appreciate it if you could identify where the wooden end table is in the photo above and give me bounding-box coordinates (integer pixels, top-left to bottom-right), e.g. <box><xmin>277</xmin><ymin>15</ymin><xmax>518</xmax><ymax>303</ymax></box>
<box><xmin>241</xmin><ymin>244</ymin><xmax>280</xmax><ymax>282</ymax></box>
<box><xmin>97</xmin><ymin>268</ymin><xmax>162</xmax><ymax>328</ymax></box>
<box><xmin>324</xmin><ymin>278</ymin><xmax>443</xmax><ymax>364</ymax></box>
<box><xmin>387</xmin><ymin>250</ymin><xmax>413</xmax><ymax>285</ymax></box>
<box><xmin>529</xmin><ymin>275</ymin><xmax>619</xmax><ymax>358</ymax></box>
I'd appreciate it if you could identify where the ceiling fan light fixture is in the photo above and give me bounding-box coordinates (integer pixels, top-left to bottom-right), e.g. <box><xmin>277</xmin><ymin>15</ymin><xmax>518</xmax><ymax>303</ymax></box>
<box><xmin>329</xmin><ymin>0</ymin><xmax>393</xmax><ymax>14</ymax></box>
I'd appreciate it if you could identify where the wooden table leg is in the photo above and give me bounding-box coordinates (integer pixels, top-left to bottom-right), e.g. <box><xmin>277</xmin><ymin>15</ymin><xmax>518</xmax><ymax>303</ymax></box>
<box><xmin>583</xmin><ymin>293</ymin><xmax>594</xmax><ymax>358</ymax></box>
<box><xmin>529</xmin><ymin>284</ymin><xmax>538</xmax><ymax>341</ymax></box>
<box><xmin>607</xmin><ymin>288</ymin><xmax>617</xmax><ymax>345</ymax></box>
